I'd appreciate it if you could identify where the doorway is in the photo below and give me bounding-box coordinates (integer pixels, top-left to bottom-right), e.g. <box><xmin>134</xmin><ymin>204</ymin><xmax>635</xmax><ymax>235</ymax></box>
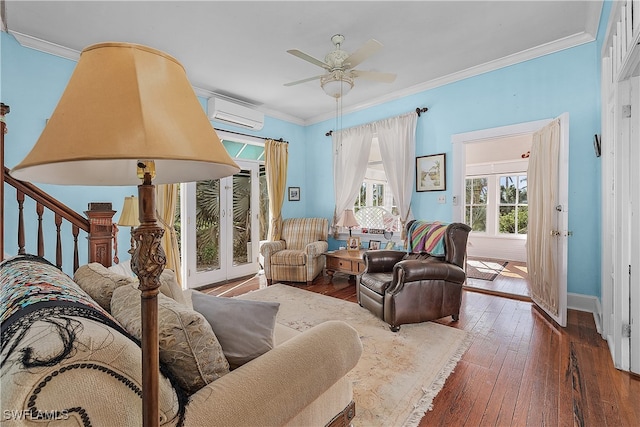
<box><xmin>462</xmin><ymin>133</ymin><xmax>532</xmax><ymax>300</ymax></box>
<box><xmin>452</xmin><ymin>116</ymin><xmax>570</xmax><ymax>327</ymax></box>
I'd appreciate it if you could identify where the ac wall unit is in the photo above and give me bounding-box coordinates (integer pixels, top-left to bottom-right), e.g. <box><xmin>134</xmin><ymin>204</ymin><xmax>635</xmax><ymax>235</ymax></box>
<box><xmin>207</xmin><ymin>97</ymin><xmax>264</xmax><ymax>130</ymax></box>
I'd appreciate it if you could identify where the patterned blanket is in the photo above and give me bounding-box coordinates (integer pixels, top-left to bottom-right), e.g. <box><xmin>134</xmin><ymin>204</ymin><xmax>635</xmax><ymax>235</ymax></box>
<box><xmin>0</xmin><ymin>254</ymin><xmax>114</xmax><ymax>328</ymax></box>
<box><xmin>407</xmin><ymin>221</ymin><xmax>448</xmax><ymax>256</ymax></box>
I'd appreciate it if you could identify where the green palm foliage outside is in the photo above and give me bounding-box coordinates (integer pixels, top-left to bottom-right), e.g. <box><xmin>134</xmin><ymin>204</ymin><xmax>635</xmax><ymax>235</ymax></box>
<box><xmin>196</xmin><ymin>180</ymin><xmax>221</xmax><ymax>269</ymax></box>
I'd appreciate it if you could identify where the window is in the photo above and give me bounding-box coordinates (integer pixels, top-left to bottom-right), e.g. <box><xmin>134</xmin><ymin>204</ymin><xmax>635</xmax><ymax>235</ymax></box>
<box><xmin>464</xmin><ymin>174</ymin><xmax>528</xmax><ymax>236</ymax></box>
<box><xmin>498</xmin><ymin>175</ymin><xmax>527</xmax><ymax>235</ymax></box>
<box><xmin>465</xmin><ymin>177</ymin><xmax>488</xmax><ymax>232</ymax></box>
<box><xmin>351</xmin><ymin>137</ymin><xmax>400</xmax><ymax>232</ymax></box>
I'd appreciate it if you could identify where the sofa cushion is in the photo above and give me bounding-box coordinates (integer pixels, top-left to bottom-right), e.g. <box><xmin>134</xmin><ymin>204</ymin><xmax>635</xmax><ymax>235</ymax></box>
<box><xmin>191</xmin><ymin>291</ymin><xmax>280</xmax><ymax>369</ymax></box>
<box><xmin>271</xmin><ymin>249</ymin><xmax>307</xmax><ymax>266</ymax></box>
<box><xmin>111</xmin><ymin>284</ymin><xmax>229</xmax><ymax>394</ymax></box>
<box><xmin>74</xmin><ymin>262</ymin><xmax>138</xmax><ymax>313</ymax></box>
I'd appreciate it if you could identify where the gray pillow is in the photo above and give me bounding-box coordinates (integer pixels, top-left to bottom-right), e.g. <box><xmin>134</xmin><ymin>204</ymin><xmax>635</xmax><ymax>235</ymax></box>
<box><xmin>191</xmin><ymin>291</ymin><xmax>280</xmax><ymax>369</ymax></box>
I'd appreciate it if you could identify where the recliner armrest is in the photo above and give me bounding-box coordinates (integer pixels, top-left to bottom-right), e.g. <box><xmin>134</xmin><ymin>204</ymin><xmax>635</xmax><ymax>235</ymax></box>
<box><xmin>305</xmin><ymin>240</ymin><xmax>329</xmax><ymax>257</ymax></box>
<box><xmin>393</xmin><ymin>259</ymin><xmax>466</xmax><ymax>284</ymax></box>
<box><xmin>260</xmin><ymin>240</ymin><xmax>286</xmax><ymax>257</ymax></box>
<box><xmin>363</xmin><ymin>250</ymin><xmax>406</xmax><ymax>273</ymax></box>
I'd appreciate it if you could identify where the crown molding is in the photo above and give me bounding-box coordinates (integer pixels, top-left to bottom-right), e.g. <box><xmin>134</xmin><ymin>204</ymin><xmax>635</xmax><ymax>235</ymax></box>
<box><xmin>9</xmin><ymin>31</ymin><xmax>306</xmax><ymax>127</ymax></box>
<box><xmin>10</xmin><ymin>30</ymin><xmax>80</xmax><ymax>60</ymax></box>
<box><xmin>9</xmin><ymin>28</ymin><xmax>597</xmax><ymax>129</ymax></box>
<box><xmin>305</xmin><ymin>31</ymin><xmax>597</xmax><ymax>126</ymax></box>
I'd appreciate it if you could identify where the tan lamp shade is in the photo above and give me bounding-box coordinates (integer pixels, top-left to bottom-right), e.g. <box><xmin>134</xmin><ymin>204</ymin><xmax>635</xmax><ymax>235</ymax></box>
<box><xmin>117</xmin><ymin>196</ymin><xmax>140</xmax><ymax>227</ymax></box>
<box><xmin>336</xmin><ymin>209</ymin><xmax>359</xmax><ymax>228</ymax></box>
<box><xmin>11</xmin><ymin>42</ymin><xmax>239</xmax><ymax>185</ymax></box>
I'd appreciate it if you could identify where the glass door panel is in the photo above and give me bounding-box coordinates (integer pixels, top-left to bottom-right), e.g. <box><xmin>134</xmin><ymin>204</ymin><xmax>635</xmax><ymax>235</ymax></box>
<box><xmin>232</xmin><ymin>169</ymin><xmax>251</xmax><ymax>266</ymax></box>
<box><xmin>181</xmin><ymin>162</ymin><xmax>261</xmax><ymax>288</ymax></box>
<box><xmin>196</xmin><ymin>180</ymin><xmax>221</xmax><ymax>272</ymax></box>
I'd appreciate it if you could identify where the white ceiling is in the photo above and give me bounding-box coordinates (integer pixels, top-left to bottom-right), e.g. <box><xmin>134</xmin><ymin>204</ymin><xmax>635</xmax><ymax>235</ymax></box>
<box><xmin>2</xmin><ymin>1</ymin><xmax>602</xmax><ymax>125</ymax></box>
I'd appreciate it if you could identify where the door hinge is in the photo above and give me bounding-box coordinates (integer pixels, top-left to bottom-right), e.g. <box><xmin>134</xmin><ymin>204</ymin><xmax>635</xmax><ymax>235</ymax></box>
<box><xmin>622</xmin><ymin>104</ymin><xmax>631</xmax><ymax>118</ymax></box>
<box><xmin>622</xmin><ymin>323</ymin><xmax>631</xmax><ymax>338</ymax></box>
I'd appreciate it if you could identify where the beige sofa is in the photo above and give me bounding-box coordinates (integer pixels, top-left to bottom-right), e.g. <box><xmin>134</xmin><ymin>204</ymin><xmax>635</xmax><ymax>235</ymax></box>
<box><xmin>1</xmin><ymin>255</ymin><xmax>362</xmax><ymax>426</ymax></box>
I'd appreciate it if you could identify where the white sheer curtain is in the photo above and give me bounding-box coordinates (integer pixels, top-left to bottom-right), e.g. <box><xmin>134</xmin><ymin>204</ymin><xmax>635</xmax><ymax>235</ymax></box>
<box><xmin>332</xmin><ymin>124</ymin><xmax>374</xmax><ymax>235</ymax></box>
<box><xmin>527</xmin><ymin>119</ymin><xmax>560</xmax><ymax>316</ymax></box>
<box><xmin>376</xmin><ymin>112</ymin><xmax>417</xmax><ymax>237</ymax></box>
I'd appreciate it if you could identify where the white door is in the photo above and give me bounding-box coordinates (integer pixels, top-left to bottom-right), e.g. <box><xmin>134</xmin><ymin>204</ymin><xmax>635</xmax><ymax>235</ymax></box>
<box><xmin>528</xmin><ymin>114</ymin><xmax>569</xmax><ymax>327</ymax></box>
<box><xmin>181</xmin><ymin>161</ymin><xmax>261</xmax><ymax>288</ymax></box>
<box><xmin>452</xmin><ymin>115</ymin><xmax>569</xmax><ymax>326</ymax></box>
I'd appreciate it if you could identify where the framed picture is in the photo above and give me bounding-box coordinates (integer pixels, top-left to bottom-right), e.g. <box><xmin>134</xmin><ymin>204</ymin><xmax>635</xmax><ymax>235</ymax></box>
<box><xmin>369</xmin><ymin>240</ymin><xmax>381</xmax><ymax>250</ymax></box>
<box><xmin>347</xmin><ymin>236</ymin><xmax>361</xmax><ymax>252</ymax></box>
<box><xmin>416</xmin><ymin>153</ymin><xmax>446</xmax><ymax>192</ymax></box>
<box><xmin>385</xmin><ymin>241</ymin><xmax>395</xmax><ymax>249</ymax></box>
<box><xmin>288</xmin><ymin>187</ymin><xmax>300</xmax><ymax>201</ymax></box>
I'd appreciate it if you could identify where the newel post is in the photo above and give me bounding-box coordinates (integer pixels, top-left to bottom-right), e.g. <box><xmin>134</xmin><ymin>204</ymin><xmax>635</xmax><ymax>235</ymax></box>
<box><xmin>86</xmin><ymin>202</ymin><xmax>116</xmax><ymax>267</ymax></box>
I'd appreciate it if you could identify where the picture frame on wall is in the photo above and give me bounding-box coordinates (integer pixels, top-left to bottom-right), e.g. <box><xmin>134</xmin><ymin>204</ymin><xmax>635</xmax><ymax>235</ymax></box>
<box><xmin>369</xmin><ymin>240</ymin><xmax>381</xmax><ymax>250</ymax></box>
<box><xmin>416</xmin><ymin>153</ymin><xmax>446</xmax><ymax>192</ymax></box>
<box><xmin>288</xmin><ymin>186</ymin><xmax>300</xmax><ymax>201</ymax></box>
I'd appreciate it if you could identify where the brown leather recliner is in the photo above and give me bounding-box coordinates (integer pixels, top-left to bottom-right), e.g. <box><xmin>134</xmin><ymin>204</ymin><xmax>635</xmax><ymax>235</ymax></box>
<box><xmin>356</xmin><ymin>221</ymin><xmax>471</xmax><ymax>331</ymax></box>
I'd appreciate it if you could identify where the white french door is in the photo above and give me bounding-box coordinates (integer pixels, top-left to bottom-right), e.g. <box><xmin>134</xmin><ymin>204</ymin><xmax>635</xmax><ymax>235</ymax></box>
<box><xmin>181</xmin><ymin>161</ymin><xmax>261</xmax><ymax>288</ymax></box>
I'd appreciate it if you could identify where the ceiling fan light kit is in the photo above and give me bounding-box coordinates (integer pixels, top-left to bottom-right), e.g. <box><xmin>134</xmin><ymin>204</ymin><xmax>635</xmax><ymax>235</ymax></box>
<box><xmin>321</xmin><ymin>71</ymin><xmax>354</xmax><ymax>98</ymax></box>
<box><xmin>286</xmin><ymin>34</ymin><xmax>396</xmax><ymax>99</ymax></box>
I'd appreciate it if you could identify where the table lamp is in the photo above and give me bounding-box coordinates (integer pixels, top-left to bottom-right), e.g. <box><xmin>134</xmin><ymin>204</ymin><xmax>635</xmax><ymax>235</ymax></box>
<box><xmin>337</xmin><ymin>209</ymin><xmax>359</xmax><ymax>236</ymax></box>
<box><xmin>118</xmin><ymin>195</ymin><xmax>140</xmax><ymax>255</ymax></box>
<box><xmin>11</xmin><ymin>42</ymin><xmax>240</xmax><ymax>427</ymax></box>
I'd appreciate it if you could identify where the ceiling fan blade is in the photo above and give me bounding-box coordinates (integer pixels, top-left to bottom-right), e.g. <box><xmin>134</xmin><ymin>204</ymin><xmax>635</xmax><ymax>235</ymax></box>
<box><xmin>284</xmin><ymin>75</ymin><xmax>324</xmax><ymax>87</ymax></box>
<box><xmin>352</xmin><ymin>70</ymin><xmax>397</xmax><ymax>83</ymax></box>
<box><xmin>344</xmin><ymin>39</ymin><xmax>383</xmax><ymax>68</ymax></box>
<box><xmin>287</xmin><ymin>49</ymin><xmax>331</xmax><ymax>70</ymax></box>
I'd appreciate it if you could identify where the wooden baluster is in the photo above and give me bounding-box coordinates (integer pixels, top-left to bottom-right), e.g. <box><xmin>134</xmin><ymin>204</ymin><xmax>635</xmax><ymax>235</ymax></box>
<box><xmin>55</xmin><ymin>213</ymin><xmax>63</xmax><ymax>268</ymax></box>
<box><xmin>17</xmin><ymin>190</ymin><xmax>25</xmax><ymax>255</ymax></box>
<box><xmin>73</xmin><ymin>224</ymin><xmax>80</xmax><ymax>272</ymax></box>
<box><xmin>1</xmin><ymin>103</ymin><xmax>9</xmax><ymax>261</ymax></box>
<box><xmin>36</xmin><ymin>202</ymin><xmax>44</xmax><ymax>257</ymax></box>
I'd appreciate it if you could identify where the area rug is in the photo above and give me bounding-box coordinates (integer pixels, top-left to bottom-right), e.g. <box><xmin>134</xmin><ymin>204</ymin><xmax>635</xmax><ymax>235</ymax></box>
<box><xmin>466</xmin><ymin>258</ymin><xmax>508</xmax><ymax>281</ymax></box>
<box><xmin>237</xmin><ymin>284</ymin><xmax>472</xmax><ymax>427</ymax></box>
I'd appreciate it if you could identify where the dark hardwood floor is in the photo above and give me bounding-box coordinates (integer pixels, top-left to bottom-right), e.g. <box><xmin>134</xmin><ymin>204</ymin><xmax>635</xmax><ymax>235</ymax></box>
<box><xmin>200</xmin><ymin>272</ymin><xmax>640</xmax><ymax>427</ymax></box>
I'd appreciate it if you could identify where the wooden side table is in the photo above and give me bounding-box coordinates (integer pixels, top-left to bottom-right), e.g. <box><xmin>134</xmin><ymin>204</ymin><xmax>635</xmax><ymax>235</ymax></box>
<box><xmin>325</xmin><ymin>249</ymin><xmax>365</xmax><ymax>280</ymax></box>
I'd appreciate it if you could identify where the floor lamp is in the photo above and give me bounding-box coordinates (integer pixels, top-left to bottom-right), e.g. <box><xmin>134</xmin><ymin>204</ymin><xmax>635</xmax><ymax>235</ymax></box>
<box><xmin>11</xmin><ymin>42</ymin><xmax>240</xmax><ymax>427</ymax></box>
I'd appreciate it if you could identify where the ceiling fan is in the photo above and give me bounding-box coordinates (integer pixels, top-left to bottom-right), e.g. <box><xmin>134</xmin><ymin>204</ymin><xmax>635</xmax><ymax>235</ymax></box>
<box><xmin>285</xmin><ymin>34</ymin><xmax>397</xmax><ymax>98</ymax></box>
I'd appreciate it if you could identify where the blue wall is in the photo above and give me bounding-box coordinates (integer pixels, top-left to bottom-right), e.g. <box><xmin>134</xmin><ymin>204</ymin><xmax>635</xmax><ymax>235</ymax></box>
<box><xmin>3</xmin><ymin>14</ymin><xmax>604</xmax><ymax>298</ymax></box>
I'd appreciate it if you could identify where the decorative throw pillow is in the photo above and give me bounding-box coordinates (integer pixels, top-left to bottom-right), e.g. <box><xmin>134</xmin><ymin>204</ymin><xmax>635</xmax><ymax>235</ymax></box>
<box><xmin>190</xmin><ymin>291</ymin><xmax>280</xmax><ymax>370</ymax></box>
<box><xmin>74</xmin><ymin>263</ymin><xmax>138</xmax><ymax>313</ymax></box>
<box><xmin>111</xmin><ymin>284</ymin><xmax>230</xmax><ymax>394</ymax></box>
<box><xmin>158</xmin><ymin>269</ymin><xmax>188</xmax><ymax>306</ymax></box>
<box><xmin>107</xmin><ymin>259</ymin><xmax>136</xmax><ymax>277</ymax></box>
